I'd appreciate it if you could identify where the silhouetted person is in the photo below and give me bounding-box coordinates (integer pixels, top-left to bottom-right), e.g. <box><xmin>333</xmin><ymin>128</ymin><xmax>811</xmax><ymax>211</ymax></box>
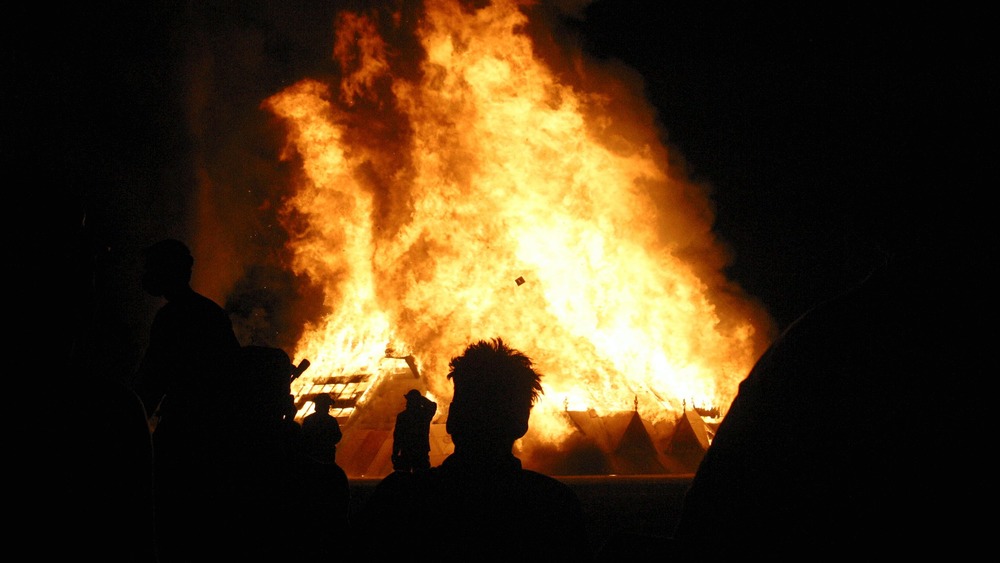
<box><xmin>391</xmin><ymin>388</ymin><xmax>436</xmax><ymax>472</ymax></box>
<box><xmin>132</xmin><ymin>238</ymin><xmax>241</xmax><ymax>561</ymax></box>
<box><xmin>286</xmin><ymin>438</ymin><xmax>351</xmax><ymax>559</ymax></box>
<box><xmin>214</xmin><ymin>346</ymin><xmax>339</xmax><ymax>560</ymax></box>
<box><xmin>356</xmin><ymin>338</ymin><xmax>592</xmax><ymax>559</ymax></box>
<box><xmin>300</xmin><ymin>393</ymin><xmax>343</xmax><ymax>463</ymax></box>
<box><xmin>223</xmin><ymin>352</ymin><xmax>349</xmax><ymax>559</ymax></box>
<box><xmin>224</xmin><ymin>345</ymin><xmax>304</xmax><ymax>445</ymax></box>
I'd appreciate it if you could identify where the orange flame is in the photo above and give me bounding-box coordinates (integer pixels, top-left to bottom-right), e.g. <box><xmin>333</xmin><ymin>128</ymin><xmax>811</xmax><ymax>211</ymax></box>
<box><xmin>263</xmin><ymin>0</ymin><xmax>771</xmax><ymax>448</ymax></box>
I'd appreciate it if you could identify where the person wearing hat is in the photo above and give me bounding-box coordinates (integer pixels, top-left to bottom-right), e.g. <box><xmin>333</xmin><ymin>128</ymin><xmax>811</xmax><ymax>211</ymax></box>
<box><xmin>391</xmin><ymin>389</ymin><xmax>437</xmax><ymax>472</ymax></box>
<box><xmin>300</xmin><ymin>393</ymin><xmax>343</xmax><ymax>464</ymax></box>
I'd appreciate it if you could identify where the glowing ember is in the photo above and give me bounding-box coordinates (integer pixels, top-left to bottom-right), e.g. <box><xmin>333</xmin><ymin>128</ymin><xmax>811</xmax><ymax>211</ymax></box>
<box><xmin>263</xmin><ymin>1</ymin><xmax>772</xmax><ymax>453</ymax></box>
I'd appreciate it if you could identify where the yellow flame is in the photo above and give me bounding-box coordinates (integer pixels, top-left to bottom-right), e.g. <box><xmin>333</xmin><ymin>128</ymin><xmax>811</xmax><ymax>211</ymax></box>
<box><xmin>264</xmin><ymin>0</ymin><xmax>771</xmax><ymax>447</ymax></box>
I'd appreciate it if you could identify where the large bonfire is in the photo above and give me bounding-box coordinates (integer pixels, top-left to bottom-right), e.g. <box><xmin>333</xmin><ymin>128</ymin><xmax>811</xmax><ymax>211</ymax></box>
<box><xmin>258</xmin><ymin>0</ymin><xmax>772</xmax><ymax>461</ymax></box>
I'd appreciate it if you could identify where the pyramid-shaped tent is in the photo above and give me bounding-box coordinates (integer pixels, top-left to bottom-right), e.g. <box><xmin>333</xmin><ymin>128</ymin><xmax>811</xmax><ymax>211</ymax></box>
<box><xmin>662</xmin><ymin>409</ymin><xmax>712</xmax><ymax>473</ymax></box>
<box><xmin>565</xmin><ymin>410</ymin><xmax>670</xmax><ymax>475</ymax></box>
<box><xmin>608</xmin><ymin>411</ymin><xmax>669</xmax><ymax>475</ymax></box>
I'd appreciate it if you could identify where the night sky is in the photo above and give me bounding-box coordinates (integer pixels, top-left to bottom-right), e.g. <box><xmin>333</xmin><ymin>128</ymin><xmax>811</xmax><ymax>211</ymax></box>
<box><xmin>10</xmin><ymin>2</ymin><xmax>990</xmax><ymax>367</ymax></box>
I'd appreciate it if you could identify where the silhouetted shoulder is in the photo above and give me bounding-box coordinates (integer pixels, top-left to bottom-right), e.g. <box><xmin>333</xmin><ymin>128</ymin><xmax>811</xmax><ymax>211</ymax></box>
<box><xmin>430</xmin><ymin>464</ymin><xmax>590</xmax><ymax>558</ymax></box>
<box><xmin>673</xmin><ymin>254</ymin><xmax>988</xmax><ymax>556</ymax></box>
<box><xmin>152</xmin><ymin>292</ymin><xmax>239</xmax><ymax>344</ymax></box>
<box><xmin>516</xmin><ymin>468</ymin><xmax>585</xmax><ymax>511</ymax></box>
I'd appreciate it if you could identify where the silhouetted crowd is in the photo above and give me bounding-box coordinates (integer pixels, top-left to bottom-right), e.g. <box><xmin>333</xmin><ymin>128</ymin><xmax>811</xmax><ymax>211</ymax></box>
<box><xmin>49</xmin><ymin>213</ymin><xmax>989</xmax><ymax>561</ymax></box>
<box><xmin>55</xmin><ymin>233</ymin><xmax>349</xmax><ymax>561</ymax></box>
<box><xmin>54</xmin><ymin>229</ymin><xmax>594</xmax><ymax>561</ymax></box>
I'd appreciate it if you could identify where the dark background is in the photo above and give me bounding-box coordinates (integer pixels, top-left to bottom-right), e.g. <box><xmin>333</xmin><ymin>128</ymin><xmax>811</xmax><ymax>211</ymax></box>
<box><xmin>10</xmin><ymin>1</ymin><xmax>989</xmax><ymax>344</ymax></box>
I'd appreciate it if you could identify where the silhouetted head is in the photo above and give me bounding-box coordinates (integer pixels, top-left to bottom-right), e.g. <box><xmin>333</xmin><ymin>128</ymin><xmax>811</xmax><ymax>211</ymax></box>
<box><xmin>313</xmin><ymin>393</ymin><xmax>333</xmax><ymax>413</ymax></box>
<box><xmin>445</xmin><ymin>337</ymin><xmax>543</xmax><ymax>446</ymax></box>
<box><xmin>404</xmin><ymin>389</ymin><xmax>423</xmax><ymax>404</ymax></box>
<box><xmin>141</xmin><ymin>239</ymin><xmax>193</xmax><ymax>298</ymax></box>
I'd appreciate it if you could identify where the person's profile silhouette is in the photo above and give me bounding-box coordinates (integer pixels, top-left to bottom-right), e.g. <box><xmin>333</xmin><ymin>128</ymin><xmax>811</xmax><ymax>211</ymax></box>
<box><xmin>356</xmin><ymin>337</ymin><xmax>592</xmax><ymax>559</ymax></box>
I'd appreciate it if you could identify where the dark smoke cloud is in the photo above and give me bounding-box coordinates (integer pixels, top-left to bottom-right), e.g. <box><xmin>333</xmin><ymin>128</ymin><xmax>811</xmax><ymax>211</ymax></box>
<box><xmin>174</xmin><ymin>1</ymin><xmax>347</xmax><ymax>348</ymax></box>
<box><xmin>225</xmin><ymin>263</ymin><xmax>328</xmax><ymax>352</ymax></box>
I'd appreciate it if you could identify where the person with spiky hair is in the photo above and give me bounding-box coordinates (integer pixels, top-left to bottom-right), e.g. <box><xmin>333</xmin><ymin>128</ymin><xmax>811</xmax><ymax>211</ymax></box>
<box><xmin>355</xmin><ymin>337</ymin><xmax>592</xmax><ymax>559</ymax></box>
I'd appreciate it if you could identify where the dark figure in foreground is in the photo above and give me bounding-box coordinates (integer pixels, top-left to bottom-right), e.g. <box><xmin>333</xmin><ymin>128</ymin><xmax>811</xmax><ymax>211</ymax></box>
<box><xmin>219</xmin><ymin>346</ymin><xmax>350</xmax><ymax>560</ymax></box>
<box><xmin>300</xmin><ymin>393</ymin><xmax>343</xmax><ymax>463</ymax></box>
<box><xmin>356</xmin><ymin>338</ymin><xmax>592</xmax><ymax>559</ymax></box>
<box><xmin>132</xmin><ymin>238</ymin><xmax>241</xmax><ymax>561</ymax></box>
<box><xmin>668</xmin><ymin>245</ymin><xmax>988</xmax><ymax>558</ymax></box>
<box><xmin>391</xmin><ymin>388</ymin><xmax>437</xmax><ymax>472</ymax></box>
<box><xmin>289</xmin><ymin>411</ymin><xmax>351</xmax><ymax>559</ymax></box>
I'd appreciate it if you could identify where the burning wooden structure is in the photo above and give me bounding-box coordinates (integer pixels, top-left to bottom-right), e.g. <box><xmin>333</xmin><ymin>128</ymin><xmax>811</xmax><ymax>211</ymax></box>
<box><xmin>289</xmin><ymin>355</ymin><xmax>717</xmax><ymax>478</ymax></box>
